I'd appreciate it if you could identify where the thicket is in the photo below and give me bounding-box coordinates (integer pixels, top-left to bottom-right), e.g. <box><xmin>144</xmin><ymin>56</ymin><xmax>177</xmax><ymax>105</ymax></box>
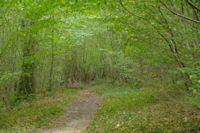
<box><xmin>0</xmin><ymin>0</ymin><xmax>199</xmax><ymax>111</ymax></box>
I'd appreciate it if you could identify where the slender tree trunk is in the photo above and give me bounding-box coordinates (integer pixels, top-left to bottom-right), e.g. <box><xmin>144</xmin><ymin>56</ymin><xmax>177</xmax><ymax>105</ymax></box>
<box><xmin>19</xmin><ymin>19</ymin><xmax>35</xmax><ymax>96</ymax></box>
<box><xmin>48</xmin><ymin>16</ymin><xmax>55</xmax><ymax>91</ymax></box>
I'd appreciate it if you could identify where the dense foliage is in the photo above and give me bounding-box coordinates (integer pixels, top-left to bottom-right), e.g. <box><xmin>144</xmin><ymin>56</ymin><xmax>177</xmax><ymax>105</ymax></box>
<box><xmin>0</xmin><ymin>0</ymin><xmax>199</xmax><ymax>131</ymax></box>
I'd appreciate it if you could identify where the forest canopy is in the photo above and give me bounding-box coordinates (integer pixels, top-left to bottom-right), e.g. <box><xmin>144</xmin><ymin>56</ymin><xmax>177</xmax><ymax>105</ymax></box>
<box><xmin>0</xmin><ymin>0</ymin><xmax>200</xmax><ymax>132</ymax></box>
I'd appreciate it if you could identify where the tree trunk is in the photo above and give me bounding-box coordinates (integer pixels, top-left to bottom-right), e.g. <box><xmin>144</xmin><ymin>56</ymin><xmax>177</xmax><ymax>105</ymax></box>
<box><xmin>18</xmin><ymin>20</ymin><xmax>35</xmax><ymax>96</ymax></box>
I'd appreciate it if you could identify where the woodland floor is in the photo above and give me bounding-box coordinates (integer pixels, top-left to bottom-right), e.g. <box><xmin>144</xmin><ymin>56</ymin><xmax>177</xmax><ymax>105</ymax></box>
<box><xmin>1</xmin><ymin>84</ymin><xmax>199</xmax><ymax>133</ymax></box>
<box><xmin>40</xmin><ymin>86</ymin><xmax>102</xmax><ymax>133</ymax></box>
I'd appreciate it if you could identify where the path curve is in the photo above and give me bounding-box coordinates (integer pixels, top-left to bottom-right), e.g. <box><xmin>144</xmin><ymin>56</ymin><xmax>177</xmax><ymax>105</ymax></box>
<box><xmin>42</xmin><ymin>86</ymin><xmax>102</xmax><ymax>133</ymax></box>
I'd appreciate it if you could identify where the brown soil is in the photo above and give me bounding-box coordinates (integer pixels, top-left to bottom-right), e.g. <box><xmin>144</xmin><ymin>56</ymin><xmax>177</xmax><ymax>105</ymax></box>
<box><xmin>41</xmin><ymin>86</ymin><xmax>102</xmax><ymax>133</ymax></box>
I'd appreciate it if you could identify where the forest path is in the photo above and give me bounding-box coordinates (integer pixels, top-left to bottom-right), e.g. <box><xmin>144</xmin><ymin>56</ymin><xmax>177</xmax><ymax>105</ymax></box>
<box><xmin>41</xmin><ymin>85</ymin><xmax>102</xmax><ymax>133</ymax></box>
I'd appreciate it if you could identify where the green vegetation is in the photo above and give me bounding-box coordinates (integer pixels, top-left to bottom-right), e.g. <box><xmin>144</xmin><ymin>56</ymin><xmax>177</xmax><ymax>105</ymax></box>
<box><xmin>0</xmin><ymin>0</ymin><xmax>200</xmax><ymax>132</ymax></box>
<box><xmin>88</xmin><ymin>87</ymin><xmax>200</xmax><ymax>133</ymax></box>
<box><xmin>0</xmin><ymin>88</ymin><xmax>77</xmax><ymax>132</ymax></box>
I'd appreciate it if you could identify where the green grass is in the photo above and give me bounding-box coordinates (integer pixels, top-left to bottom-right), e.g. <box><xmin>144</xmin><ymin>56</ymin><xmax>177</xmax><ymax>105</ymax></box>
<box><xmin>0</xmin><ymin>88</ymin><xmax>78</xmax><ymax>133</ymax></box>
<box><xmin>92</xmin><ymin>87</ymin><xmax>137</xmax><ymax>95</ymax></box>
<box><xmin>88</xmin><ymin>87</ymin><xmax>200</xmax><ymax>133</ymax></box>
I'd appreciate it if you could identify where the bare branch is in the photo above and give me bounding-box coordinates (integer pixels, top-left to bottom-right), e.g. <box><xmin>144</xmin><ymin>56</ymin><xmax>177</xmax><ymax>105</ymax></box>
<box><xmin>186</xmin><ymin>0</ymin><xmax>200</xmax><ymax>12</ymax></box>
<box><xmin>119</xmin><ymin>0</ymin><xmax>146</xmax><ymax>21</ymax></box>
<box><xmin>160</xmin><ymin>0</ymin><xmax>200</xmax><ymax>24</ymax></box>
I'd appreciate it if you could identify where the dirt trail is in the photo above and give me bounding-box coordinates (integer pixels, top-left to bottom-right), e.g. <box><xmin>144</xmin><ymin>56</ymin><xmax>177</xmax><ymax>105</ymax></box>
<box><xmin>42</xmin><ymin>86</ymin><xmax>102</xmax><ymax>133</ymax></box>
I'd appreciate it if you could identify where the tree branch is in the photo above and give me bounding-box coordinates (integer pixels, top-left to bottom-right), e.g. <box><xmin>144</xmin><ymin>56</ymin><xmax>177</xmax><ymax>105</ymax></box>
<box><xmin>160</xmin><ymin>0</ymin><xmax>200</xmax><ymax>24</ymax></box>
<box><xmin>119</xmin><ymin>0</ymin><xmax>146</xmax><ymax>21</ymax></box>
<box><xmin>186</xmin><ymin>0</ymin><xmax>200</xmax><ymax>12</ymax></box>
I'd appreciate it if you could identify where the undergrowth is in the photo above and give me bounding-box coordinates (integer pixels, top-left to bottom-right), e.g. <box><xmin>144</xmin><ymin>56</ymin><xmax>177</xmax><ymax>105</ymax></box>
<box><xmin>0</xmin><ymin>88</ymin><xmax>78</xmax><ymax>133</ymax></box>
<box><xmin>88</xmin><ymin>87</ymin><xmax>200</xmax><ymax>133</ymax></box>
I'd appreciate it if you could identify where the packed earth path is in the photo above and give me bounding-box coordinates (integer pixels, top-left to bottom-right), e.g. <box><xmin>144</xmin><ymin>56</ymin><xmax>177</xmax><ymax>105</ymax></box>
<box><xmin>41</xmin><ymin>86</ymin><xmax>102</xmax><ymax>133</ymax></box>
